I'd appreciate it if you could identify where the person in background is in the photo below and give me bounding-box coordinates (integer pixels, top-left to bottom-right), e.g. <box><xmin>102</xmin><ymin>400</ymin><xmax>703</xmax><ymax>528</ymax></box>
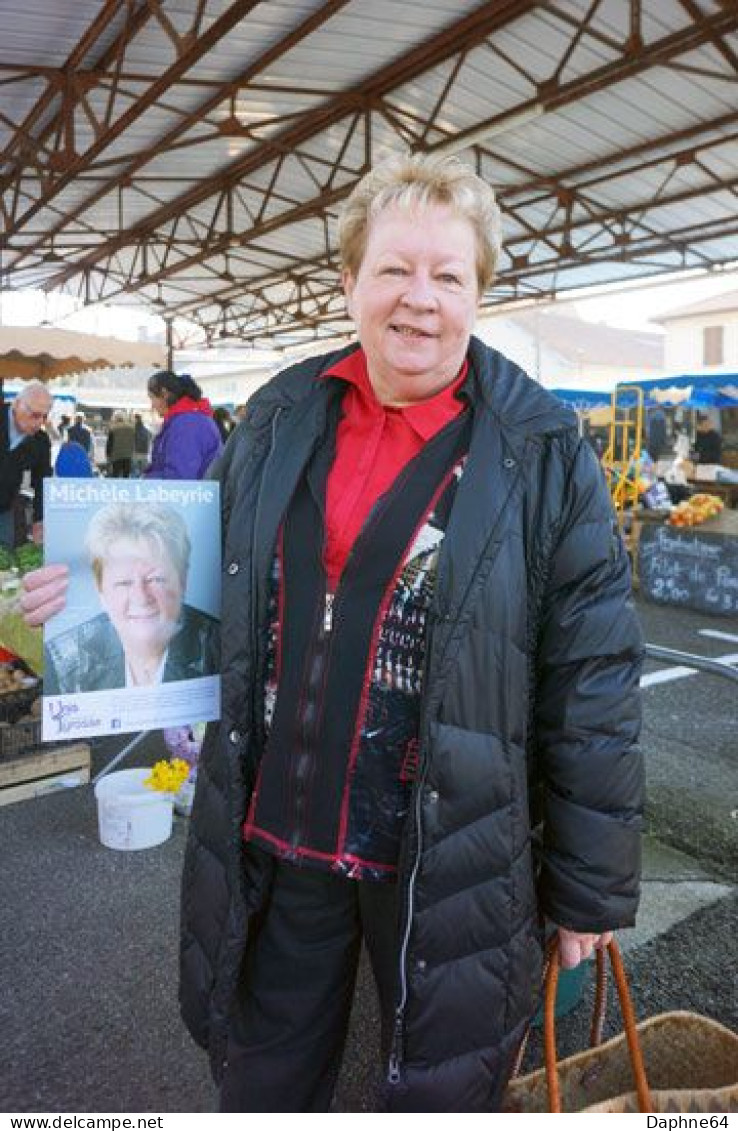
<box><xmin>21</xmin><ymin>155</ymin><xmax>643</xmax><ymax>1113</ymax></box>
<box><xmin>54</xmin><ymin>440</ymin><xmax>94</xmax><ymax>479</ymax></box>
<box><xmin>67</xmin><ymin>412</ymin><xmax>93</xmax><ymax>455</ymax></box>
<box><xmin>134</xmin><ymin>411</ymin><xmax>151</xmax><ymax>453</ymax></box>
<box><xmin>233</xmin><ymin>402</ymin><xmax>249</xmax><ymax>424</ymax></box>
<box><xmin>646</xmin><ymin>406</ymin><xmax>668</xmax><ymax>462</ymax></box>
<box><xmin>132</xmin><ymin>412</ymin><xmax>152</xmax><ymax>477</ymax></box>
<box><xmin>693</xmin><ymin>413</ymin><xmax>722</xmax><ymax>465</ymax></box>
<box><xmin>0</xmin><ymin>381</ymin><xmax>52</xmax><ymax>547</ymax></box>
<box><xmin>212</xmin><ymin>406</ymin><xmax>235</xmax><ymax>445</ymax></box>
<box><xmin>145</xmin><ymin>370</ymin><xmax>222</xmax><ymax>480</ymax></box>
<box><xmin>106</xmin><ymin>409</ymin><xmax>136</xmax><ymax>477</ymax></box>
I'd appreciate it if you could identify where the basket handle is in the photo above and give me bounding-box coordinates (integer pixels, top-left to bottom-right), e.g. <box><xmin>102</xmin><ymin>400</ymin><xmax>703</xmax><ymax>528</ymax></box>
<box><xmin>544</xmin><ymin>937</ymin><xmax>654</xmax><ymax>1113</ymax></box>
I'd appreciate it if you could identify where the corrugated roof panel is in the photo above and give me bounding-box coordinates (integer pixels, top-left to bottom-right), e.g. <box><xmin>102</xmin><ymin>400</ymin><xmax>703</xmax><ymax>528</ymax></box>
<box><xmin>643</xmin><ymin>191</ymin><xmax>738</xmax><ymax>231</ymax></box>
<box><xmin>257</xmin><ymin>1</ymin><xmax>482</xmax><ymax>87</ymax></box>
<box><xmin>556</xmin><ymin>0</ymin><xmax>697</xmax><ymax>41</ymax></box>
<box><xmin>254</xmin><ymin>217</ymin><xmax>336</xmax><ymax>260</ymax></box>
<box><xmin>0</xmin><ymin>0</ymin><xmax>105</xmax><ymax>63</ymax></box>
<box><xmin>494</xmin><ymin>8</ymin><xmax>619</xmax><ymax>82</ymax></box>
<box><xmin>699</xmin><ymin>143</ymin><xmax>738</xmax><ymax>181</ymax></box>
<box><xmin>115</xmin><ymin>1</ymin><xmax>329</xmax><ymax>77</ymax></box>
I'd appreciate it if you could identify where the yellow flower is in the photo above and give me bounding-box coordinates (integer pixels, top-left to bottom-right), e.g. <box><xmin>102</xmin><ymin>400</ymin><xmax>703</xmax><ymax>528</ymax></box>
<box><xmin>143</xmin><ymin>758</ymin><xmax>190</xmax><ymax>794</ymax></box>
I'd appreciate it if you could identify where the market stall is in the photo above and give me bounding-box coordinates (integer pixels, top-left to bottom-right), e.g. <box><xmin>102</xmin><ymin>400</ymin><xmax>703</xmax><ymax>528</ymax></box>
<box><xmin>615</xmin><ymin>371</ymin><xmax>738</xmax><ymax>485</ymax></box>
<box><xmin>0</xmin><ymin>325</ymin><xmax>165</xmax><ymax>386</ymax></box>
<box><xmin>550</xmin><ymin>388</ymin><xmax>615</xmax><ymax>457</ymax></box>
<box><xmin>552</xmin><ymin>384</ymin><xmax>738</xmax><ymax>612</ymax></box>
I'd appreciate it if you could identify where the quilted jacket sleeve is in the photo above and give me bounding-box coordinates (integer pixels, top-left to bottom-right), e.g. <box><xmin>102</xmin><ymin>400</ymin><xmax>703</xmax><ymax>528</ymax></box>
<box><xmin>534</xmin><ymin>436</ymin><xmax>645</xmax><ymax>933</ymax></box>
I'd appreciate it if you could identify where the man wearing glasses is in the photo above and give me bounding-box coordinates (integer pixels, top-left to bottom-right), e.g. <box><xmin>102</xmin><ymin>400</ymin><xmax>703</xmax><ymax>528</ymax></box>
<box><xmin>0</xmin><ymin>380</ymin><xmax>53</xmax><ymax>548</ymax></box>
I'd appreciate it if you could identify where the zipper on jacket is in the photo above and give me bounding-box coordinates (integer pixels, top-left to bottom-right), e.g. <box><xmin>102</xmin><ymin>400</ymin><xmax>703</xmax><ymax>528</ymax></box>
<box><xmin>290</xmin><ymin>588</ymin><xmax>334</xmax><ymax>851</ymax></box>
<box><xmin>387</xmin><ymin>754</ymin><xmax>428</xmax><ymax>1085</ymax></box>
<box><xmin>249</xmin><ymin>409</ymin><xmax>282</xmax><ymax>747</ymax></box>
<box><xmin>387</xmin><ymin>1009</ymin><xmax>405</xmax><ymax>1084</ymax></box>
<box><xmin>387</xmin><ymin>598</ymin><xmax>449</xmax><ymax>1087</ymax></box>
<box><xmin>387</xmin><ymin>434</ymin><xmax>526</xmax><ymax>1083</ymax></box>
<box><xmin>323</xmin><ymin>591</ymin><xmax>334</xmax><ymax>633</ymax></box>
<box><xmin>292</xmin><ymin>488</ymin><xmax>394</xmax><ymax>847</ymax></box>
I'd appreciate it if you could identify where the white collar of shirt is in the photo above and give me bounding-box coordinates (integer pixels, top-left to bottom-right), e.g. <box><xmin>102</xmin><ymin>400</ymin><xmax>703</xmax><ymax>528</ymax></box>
<box><xmin>7</xmin><ymin>407</ymin><xmax>26</xmax><ymax>451</ymax></box>
<box><xmin>125</xmin><ymin>650</ymin><xmax>168</xmax><ymax>688</ymax></box>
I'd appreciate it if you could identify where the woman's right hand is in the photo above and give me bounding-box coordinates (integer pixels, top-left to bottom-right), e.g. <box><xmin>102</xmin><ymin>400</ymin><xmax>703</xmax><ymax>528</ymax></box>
<box><xmin>19</xmin><ymin>564</ymin><xmax>70</xmax><ymax>627</ymax></box>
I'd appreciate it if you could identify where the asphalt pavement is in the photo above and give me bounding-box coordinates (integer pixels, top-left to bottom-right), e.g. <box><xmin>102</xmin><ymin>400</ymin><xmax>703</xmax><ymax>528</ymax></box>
<box><xmin>0</xmin><ymin>592</ymin><xmax>735</xmax><ymax>1113</ymax></box>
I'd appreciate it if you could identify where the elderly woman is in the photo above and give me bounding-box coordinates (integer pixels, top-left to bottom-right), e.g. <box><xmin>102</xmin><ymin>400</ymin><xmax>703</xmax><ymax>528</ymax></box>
<box><xmin>42</xmin><ymin>502</ymin><xmax>217</xmax><ymax>694</ymax></box>
<box><xmin>24</xmin><ymin>154</ymin><xmax>643</xmax><ymax>1113</ymax></box>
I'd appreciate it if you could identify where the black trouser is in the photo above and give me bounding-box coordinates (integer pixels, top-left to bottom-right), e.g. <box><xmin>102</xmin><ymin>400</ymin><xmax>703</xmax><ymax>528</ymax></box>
<box><xmin>219</xmin><ymin>849</ymin><xmax>399</xmax><ymax>1113</ymax></box>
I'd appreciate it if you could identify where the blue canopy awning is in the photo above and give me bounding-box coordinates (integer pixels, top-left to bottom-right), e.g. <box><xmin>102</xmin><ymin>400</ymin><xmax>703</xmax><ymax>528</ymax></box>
<box><xmin>550</xmin><ymin>389</ymin><xmax>613</xmax><ymax>411</ymax></box>
<box><xmin>615</xmin><ymin>373</ymin><xmax>738</xmax><ymax>408</ymax></box>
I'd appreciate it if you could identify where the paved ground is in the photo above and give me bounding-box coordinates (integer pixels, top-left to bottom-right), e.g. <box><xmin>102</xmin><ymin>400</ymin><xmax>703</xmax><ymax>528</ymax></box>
<box><xmin>637</xmin><ymin>598</ymin><xmax>738</xmax><ymax>878</ymax></box>
<box><xmin>0</xmin><ymin>593</ymin><xmax>735</xmax><ymax>1113</ymax></box>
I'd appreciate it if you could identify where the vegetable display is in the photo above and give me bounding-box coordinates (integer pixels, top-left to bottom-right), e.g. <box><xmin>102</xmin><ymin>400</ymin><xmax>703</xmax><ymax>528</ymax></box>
<box><xmin>0</xmin><ymin>544</ymin><xmax>44</xmax><ymax>674</ymax></box>
<box><xmin>667</xmin><ymin>493</ymin><xmax>725</xmax><ymax>528</ymax></box>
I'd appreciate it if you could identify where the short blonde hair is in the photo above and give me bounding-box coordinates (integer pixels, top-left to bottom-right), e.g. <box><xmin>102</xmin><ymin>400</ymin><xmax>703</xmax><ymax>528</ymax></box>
<box><xmin>85</xmin><ymin>502</ymin><xmax>190</xmax><ymax>589</ymax></box>
<box><xmin>338</xmin><ymin>153</ymin><xmax>502</xmax><ymax>293</ymax></box>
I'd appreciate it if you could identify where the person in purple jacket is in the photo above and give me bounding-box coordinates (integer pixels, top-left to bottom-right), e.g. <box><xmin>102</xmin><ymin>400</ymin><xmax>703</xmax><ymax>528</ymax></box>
<box><xmin>146</xmin><ymin>370</ymin><xmax>223</xmax><ymax>480</ymax></box>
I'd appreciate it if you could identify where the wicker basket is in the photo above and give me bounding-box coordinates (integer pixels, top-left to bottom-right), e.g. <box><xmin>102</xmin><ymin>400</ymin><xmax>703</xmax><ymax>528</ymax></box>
<box><xmin>0</xmin><ymin>717</ymin><xmax>42</xmax><ymax>761</ymax></box>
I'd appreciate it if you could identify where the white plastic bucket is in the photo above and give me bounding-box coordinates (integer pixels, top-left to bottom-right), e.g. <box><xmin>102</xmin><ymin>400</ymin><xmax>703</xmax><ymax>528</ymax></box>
<box><xmin>94</xmin><ymin>768</ymin><xmax>174</xmax><ymax>851</ymax></box>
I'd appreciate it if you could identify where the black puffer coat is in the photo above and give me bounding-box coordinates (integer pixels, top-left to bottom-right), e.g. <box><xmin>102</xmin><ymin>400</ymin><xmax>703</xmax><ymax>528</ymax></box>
<box><xmin>179</xmin><ymin>337</ymin><xmax>644</xmax><ymax>1111</ymax></box>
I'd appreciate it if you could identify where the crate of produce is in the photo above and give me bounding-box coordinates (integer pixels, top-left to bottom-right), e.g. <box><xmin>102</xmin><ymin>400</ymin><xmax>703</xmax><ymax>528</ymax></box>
<box><xmin>0</xmin><ymin>716</ymin><xmax>42</xmax><ymax>761</ymax></box>
<box><xmin>0</xmin><ymin>742</ymin><xmax>90</xmax><ymax>806</ymax></box>
<box><xmin>0</xmin><ymin>542</ymin><xmax>44</xmax><ymax>675</ymax></box>
<box><xmin>0</xmin><ymin>660</ymin><xmax>41</xmax><ymax>724</ymax></box>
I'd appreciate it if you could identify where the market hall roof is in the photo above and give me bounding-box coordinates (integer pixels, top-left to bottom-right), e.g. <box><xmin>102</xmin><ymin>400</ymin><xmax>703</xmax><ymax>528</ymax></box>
<box><xmin>1</xmin><ymin>0</ymin><xmax>737</xmax><ymax>352</ymax></box>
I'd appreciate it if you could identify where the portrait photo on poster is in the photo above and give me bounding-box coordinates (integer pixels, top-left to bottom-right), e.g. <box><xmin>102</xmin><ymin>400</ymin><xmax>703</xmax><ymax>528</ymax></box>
<box><xmin>41</xmin><ymin>477</ymin><xmax>221</xmax><ymax>741</ymax></box>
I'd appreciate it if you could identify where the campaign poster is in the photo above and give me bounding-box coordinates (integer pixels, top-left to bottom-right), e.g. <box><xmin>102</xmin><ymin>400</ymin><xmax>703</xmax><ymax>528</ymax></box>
<box><xmin>41</xmin><ymin>478</ymin><xmax>221</xmax><ymax>741</ymax></box>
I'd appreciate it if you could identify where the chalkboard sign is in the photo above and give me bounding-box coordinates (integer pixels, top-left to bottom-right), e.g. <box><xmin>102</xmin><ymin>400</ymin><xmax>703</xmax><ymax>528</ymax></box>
<box><xmin>639</xmin><ymin>522</ymin><xmax>738</xmax><ymax>616</ymax></box>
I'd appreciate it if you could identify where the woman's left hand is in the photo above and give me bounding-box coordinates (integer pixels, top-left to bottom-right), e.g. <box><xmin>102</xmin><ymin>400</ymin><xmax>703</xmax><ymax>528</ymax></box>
<box><xmin>555</xmin><ymin>926</ymin><xmax>613</xmax><ymax>969</ymax></box>
<box><xmin>19</xmin><ymin>563</ymin><xmax>69</xmax><ymax>627</ymax></box>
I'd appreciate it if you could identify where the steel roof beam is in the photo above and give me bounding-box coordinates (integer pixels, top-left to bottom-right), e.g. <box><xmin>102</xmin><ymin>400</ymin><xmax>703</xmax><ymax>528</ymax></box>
<box><xmin>37</xmin><ymin>2</ymin><xmax>738</xmax><ymax>316</ymax></box>
<box><xmin>182</xmin><ymin>214</ymin><xmax>738</xmax><ymax>346</ymax></box>
<box><xmin>494</xmin><ymin>111</ymin><xmax>738</xmax><ymax>203</ymax></box>
<box><xmin>3</xmin><ymin>0</ymin><xmax>353</xmax><ymax>269</ymax></box>
<box><xmin>64</xmin><ymin>104</ymin><xmax>738</xmax><ymax>315</ymax></box>
<box><xmin>193</xmin><ymin>187</ymin><xmax>738</xmax><ymax>331</ymax></box>
<box><xmin>43</xmin><ymin>147</ymin><xmax>737</xmax><ymax>324</ymax></box>
<box><xmin>1</xmin><ymin>0</ymin><xmax>134</xmax><ymax>163</ymax></box>
<box><xmin>35</xmin><ymin>0</ymin><xmax>539</xmax><ymax>287</ymax></box>
<box><xmin>4</xmin><ymin>0</ymin><xmax>738</xmax><ymax>349</ymax></box>
<box><xmin>70</xmin><ymin>147</ymin><xmax>738</xmax><ymax>336</ymax></box>
<box><xmin>1</xmin><ymin>0</ymin><xmax>264</xmax><ymax>243</ymax></box>
<box><xmin>129</xmin><ymin>111</ymin><xmax>738</xmax><ymax>321</ymax></box>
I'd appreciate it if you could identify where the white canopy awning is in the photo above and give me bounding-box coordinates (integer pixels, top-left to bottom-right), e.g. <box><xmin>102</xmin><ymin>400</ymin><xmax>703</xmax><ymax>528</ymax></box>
<box><xmin>0</xmin><ymin>326</ymin><xmax>165</xmax><ymax>381</ymax></box>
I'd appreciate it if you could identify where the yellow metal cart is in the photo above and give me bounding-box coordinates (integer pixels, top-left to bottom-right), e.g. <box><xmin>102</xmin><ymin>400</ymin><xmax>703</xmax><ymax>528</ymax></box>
<box><xmin>602</xmin><ymin>385</ymin><xmax>645</xmax><ymax>527</ymax></box>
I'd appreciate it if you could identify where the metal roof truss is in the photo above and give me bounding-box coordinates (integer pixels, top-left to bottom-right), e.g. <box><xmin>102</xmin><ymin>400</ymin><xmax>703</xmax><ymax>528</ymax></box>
<box><xmin>1</xmin><ymin>0</ymin><xmax>737</xmax><ymax>349</ymax></box>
